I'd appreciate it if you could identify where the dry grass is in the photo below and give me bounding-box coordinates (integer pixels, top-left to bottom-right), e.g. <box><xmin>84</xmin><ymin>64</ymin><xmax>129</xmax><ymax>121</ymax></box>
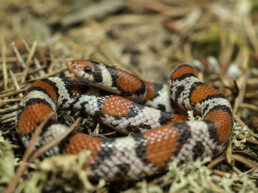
<box><xmin>0</xmin><ymin>0</ymin><xmax>257</xmax><ymax>192</ymax></box>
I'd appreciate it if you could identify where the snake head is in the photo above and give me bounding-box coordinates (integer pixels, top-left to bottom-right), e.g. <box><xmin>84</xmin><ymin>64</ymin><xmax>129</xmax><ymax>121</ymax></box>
<box><xmin>67</xmin><ymin>60</ymin><xmax>101</xmax><ymax>82</ymax></box>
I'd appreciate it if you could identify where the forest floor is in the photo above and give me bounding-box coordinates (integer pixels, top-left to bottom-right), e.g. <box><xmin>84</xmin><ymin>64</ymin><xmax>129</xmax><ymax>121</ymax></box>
<box><xmin>0</xmin><ymin>0</ymin><xmax>257</xmax><ymax>192</ymax></box>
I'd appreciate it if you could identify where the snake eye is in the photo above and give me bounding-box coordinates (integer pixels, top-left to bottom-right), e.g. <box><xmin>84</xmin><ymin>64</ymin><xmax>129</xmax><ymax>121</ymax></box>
<box><xmin>84</xmin><ymin>66</ymin><xmax>92</xmax><ymax>73</ymax></box>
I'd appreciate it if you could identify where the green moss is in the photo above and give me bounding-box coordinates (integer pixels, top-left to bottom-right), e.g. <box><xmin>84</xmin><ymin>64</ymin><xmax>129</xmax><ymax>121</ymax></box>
<box><xmin>231</xmin><ymin>122</ymin><xmax>258</xmax><ymax>157</ymax></box>
<box><xmin>206</xmin><ymin>26</ymin><xmax>221</xmax><ymax>42</ymax></box>
<box><xmin>0</xmin><ymin>132</ymin><xmax>15</xmax><ymax>185</ymax></box>
<box><xmin>37</xmin><ymin>151</ymin><xmax>105</xmax><ymax>192</ymax></box>
<box><xmin>251</xmin><ymin>0</ymin><xmax>258</xmax><ymax>12</ymax></box>
<box><xmin>191</xmin><ymin>26</ymin><xmax>221</xmax><ymax>57</ymax></box>
<box><xmin>166</xmin><ymin>158</ymin><xmax>215</xmax><ymax>193</ymax></box>
<box><xmin>164</xmin><ymin>158</ymin><xmax>257</xmax><ymax>193</ymax></box>
<box><xmin>15</xmin><ymin>172</ymin><xmax>47</xmax><ymax>193</ymax></box>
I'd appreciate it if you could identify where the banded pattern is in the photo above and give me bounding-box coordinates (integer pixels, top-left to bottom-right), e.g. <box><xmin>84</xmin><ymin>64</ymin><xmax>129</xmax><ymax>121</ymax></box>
<box><xmin>17</xmin><ymin>61</ymin><xmax>233</xmax><ymax>181</ymax></box>
<box><xmin>17</xmin><ymin>77</ymin><xmax>187</xmax><ymax>153</ymax></box>
<box><xmin>68</xmin><ymin>60</ymin><xmax>172</xmax><ymax>112</ymax></box>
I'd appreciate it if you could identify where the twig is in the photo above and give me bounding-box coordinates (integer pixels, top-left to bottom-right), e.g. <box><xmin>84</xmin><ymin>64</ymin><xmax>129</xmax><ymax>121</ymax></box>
<box><xmin>212</xmin><ymin>169</ymin><xmax>233</xmax><ymax>177</ymax></box>
<box><xmin>10</xmin><ymin>42</ymin><xmax>26</xmax><ymax>68</ymax></box>
<box><xmin>28</xmin><ymin>117</ymin><xmax>80</xmax><ymax>162</ymax></box>
<box><xmin>0</xmin><ymin>111</ymin><xmax>17</xmax><ymax>123</ymax></box>
<box><xmin>0</xmin><ymin>104</ymin><xmax>20</xmax><ymax>115</ymax></box>
<box><xmin>207</xmin><ymin>154</ymin><xmax>226</xmax><ymax>169</ymax></box>
<box><xmin>0</xmin><ymin>86</ymin><xmax>29</xmax><ymax>99</ymax></box>
<box><xmin>21</xmin><ymin>41</ymin><xmax>38</xmax><ymax>83</ymax></box>
<box><xmin>1</xmin><ymin>38</ymin><xmax>8</xmax><ymax>90</ymax></box>
<box><xmin>239</xmin><ymin>103</ymin><xmax>258</xmax><ymax>111</ymax></box>
<box><xmin>48</xmin><ymin>52</ymin><xmax>56</xmax><ymax>73</ymax></box>
<box><xmin>61</xmin><ymin>0</ymin><xmax>125</xmax><ymax>26</ymax></box>
<box><xmin>231</xmin><ymin>154</ymin><xmax>258</xmax><ymax>170</ymax></box>
<box><xmin>0</xmin><ymin>98</ymin><xmax>21</xmax><ymax>104</ymax></box>
<box><xmin>9</xmin><ymin>70</ymin><xmax>23</xmax><ymax>98</ymax></box>
<box><xmin>28</xmin><ymin>66</ymin><xmax>68</xmax><ymax>82</ymax></box>
<box><xmin>244</xmin><ymin>17</ymin><xmax>258</xmax><ymax>53</ymax></box>
<box><xmin>233</xmin><ymin>47</ymin><xmax>248</xmax><ymax>114</ymax></box>
<box><xmin>129</xmin><ymin>0</ymin><xmax>189</xmax><ymax>17</ymax></box>
<box><xmin>23</xmin><ymin>39</ymin><xmax>45</xmax><ymax>76</ymax></box>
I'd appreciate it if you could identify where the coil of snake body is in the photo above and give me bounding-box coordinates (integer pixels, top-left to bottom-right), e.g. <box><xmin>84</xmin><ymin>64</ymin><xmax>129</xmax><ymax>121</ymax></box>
<box><xmin>17</xmin><ymin>58</ymin><xmax>233</xmax><ymax>181</ymax></box>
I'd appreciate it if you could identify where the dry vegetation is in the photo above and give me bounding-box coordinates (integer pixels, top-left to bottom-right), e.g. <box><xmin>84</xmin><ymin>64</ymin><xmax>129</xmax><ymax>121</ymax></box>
<box><xmin>0</xmin><ymin>0</ymin><xmax>257</xmax><ymax>192</ymax></box>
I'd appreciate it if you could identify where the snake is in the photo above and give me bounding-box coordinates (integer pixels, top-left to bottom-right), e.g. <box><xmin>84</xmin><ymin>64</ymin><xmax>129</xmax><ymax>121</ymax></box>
<box><xmin>17</xmin><ymin>58</ymin><xmax>233</xmax><ymax>181</ymax></box>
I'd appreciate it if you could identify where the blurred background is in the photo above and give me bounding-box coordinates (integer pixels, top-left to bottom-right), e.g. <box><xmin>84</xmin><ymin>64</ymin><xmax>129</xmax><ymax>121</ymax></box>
<box><xmin>1</xmin><ymin>0</ymin><xmax>257</xmax><ymax>82</ymax></box>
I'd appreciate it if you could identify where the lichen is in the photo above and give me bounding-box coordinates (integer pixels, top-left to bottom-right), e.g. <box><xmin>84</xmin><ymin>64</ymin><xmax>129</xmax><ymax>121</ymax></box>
<box><xmin>0</xmin><ymin>131</ymin><xmax>15</xmax><ymax>186</ymax></box>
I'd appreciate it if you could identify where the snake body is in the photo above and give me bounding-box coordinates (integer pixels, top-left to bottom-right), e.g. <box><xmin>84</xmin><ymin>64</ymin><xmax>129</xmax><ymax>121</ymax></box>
<box><xmin>17</xmin><ymin>59</ymin><xmax>233</xmax><ymax>181</ymax></box>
